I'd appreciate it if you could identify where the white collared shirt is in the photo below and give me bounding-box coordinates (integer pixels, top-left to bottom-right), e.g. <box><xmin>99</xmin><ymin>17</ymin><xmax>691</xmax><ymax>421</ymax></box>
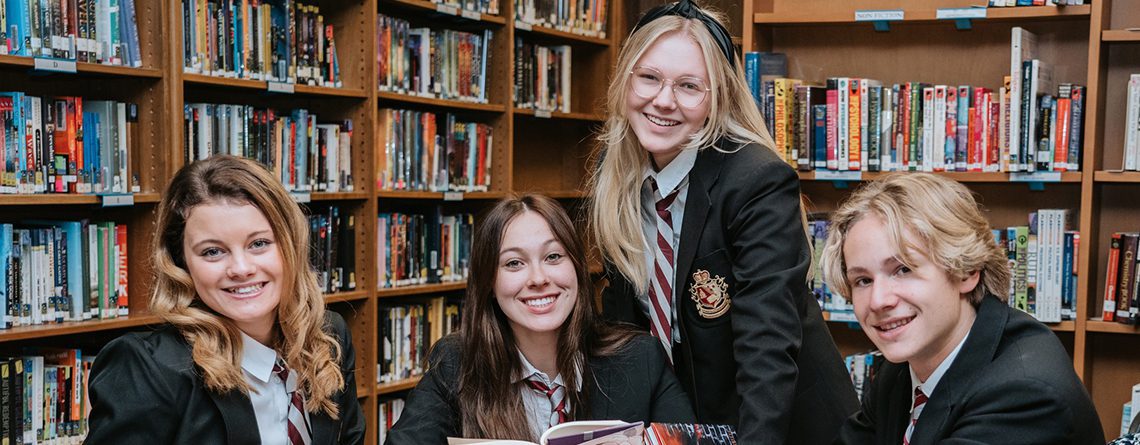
<box><xmin>639</xmin><ymin>147</ymin><xmax>698</xmax><ymax>344</ymax></box>
<box><xmin>241</xmin><ymin>332</ymin><xmax>311</xmax><ymax>445</ymax></box>
<box><xmin>908</xmin><ymin>330</ymin><xmax>971</xmax><ymax>421</ymax></box>
<box><xmin>514</xmin><ymin>350</ymin><xmax>579</xmax><ymax>441</ymax></box>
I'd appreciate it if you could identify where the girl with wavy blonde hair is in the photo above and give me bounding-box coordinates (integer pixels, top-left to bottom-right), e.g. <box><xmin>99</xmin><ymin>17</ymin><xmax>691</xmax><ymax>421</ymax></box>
<box><xmin>87</xmin><ymin>155</ymin><xmax>364</xmax><ymax>445</ymax></box>
<box><xmin>588</xmin><ymin>1</ymin><xmax>857</xmax><ymax>442</ymax></box>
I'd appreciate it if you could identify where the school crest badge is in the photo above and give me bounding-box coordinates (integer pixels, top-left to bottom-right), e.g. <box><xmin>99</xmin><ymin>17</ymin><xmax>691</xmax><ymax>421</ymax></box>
<box><xmin>689</xmin><ymin>269</ymin><xmax>731</xmax><ymax>319</ymax></box>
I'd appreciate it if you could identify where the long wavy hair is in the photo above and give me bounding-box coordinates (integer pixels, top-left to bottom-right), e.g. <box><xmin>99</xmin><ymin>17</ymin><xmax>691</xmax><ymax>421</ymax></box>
<box><xmin>820</xmin><ymin>173</ymin><xmax>1011</xmax><ymax>305</ymax></box>
<box><xmin>458</xmin><ymin>194</ymin><xmax>639</xmax><ymax>441</ymax></box>
<box><xmin>150</xmin><ymin>155</ymin><xmax>345</xmax><ymax>417</ymax></box>
<box><xmin>588</xmin><ymin>7</ymin><xmax>778</xmax><ymax>292</ymax></box>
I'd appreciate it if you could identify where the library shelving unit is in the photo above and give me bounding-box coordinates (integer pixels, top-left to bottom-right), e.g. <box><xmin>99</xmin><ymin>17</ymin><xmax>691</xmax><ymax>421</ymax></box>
<box><xmin>3</xmin><ymin>0</ymin><xmax>623</xmax><ymax>441</ymax></box>
<box><xmin>742</xmin><ymin>0</ymin><xmax>1137</xmax><ymax>437</ymax></box>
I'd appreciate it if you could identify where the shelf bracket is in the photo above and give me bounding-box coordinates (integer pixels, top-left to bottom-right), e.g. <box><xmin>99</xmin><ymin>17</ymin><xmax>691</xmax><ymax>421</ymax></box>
<box><xmin>953</xmin><ymin>18</ymin><xmax>973</xmax><ymax>30</ymax></box>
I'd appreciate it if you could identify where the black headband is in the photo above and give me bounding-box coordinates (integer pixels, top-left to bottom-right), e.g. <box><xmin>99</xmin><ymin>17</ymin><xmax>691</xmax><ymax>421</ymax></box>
<box><xmin>631</xmin><ymin>0</ymin><xmax>737</xmax><ymax>69</ymax></box>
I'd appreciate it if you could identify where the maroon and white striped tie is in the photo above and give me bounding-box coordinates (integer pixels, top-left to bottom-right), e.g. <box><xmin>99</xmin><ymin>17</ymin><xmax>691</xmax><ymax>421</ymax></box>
<box><xmin>274</xmin><ymin>360</ymin><xmax>312</xmax><ymax>445</ymax></box>
<box><xmin>903</xmin><ymin>387</ymin><xmax>928</xmax><ymax>445</ymax></box>
<box><xmin>649</xmin><ymin>181</ymin><xmax>680</xmax><ymax>364</ymax></box>
<box><xmin>525</xmin><ymin>376</ymin><xmax>568</xmax><ymax>426</ymax></box>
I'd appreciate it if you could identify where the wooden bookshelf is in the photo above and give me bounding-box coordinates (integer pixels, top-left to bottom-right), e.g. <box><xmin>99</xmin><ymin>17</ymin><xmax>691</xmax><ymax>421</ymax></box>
<box><xmin>377</xmin><ymin>282</ymin><xmax>468</xmax><ymax>298</ymax></box>
<box><xmin>0</xmin><ymin>315</ymin><xmax>163</xmax><ymax>344</ymax></box>
<box><xmin>798</xmin><ymin>171</ymin><xmax>1083</xmax><ymax>183</ymax></box>
<box><xmin>378</xmin><ymin>91</ymin><xmax>509</xmax><ymax>113</ymax></box>
<box><xmin>378</xmin><ymin>376</ymin><xmax>423</xmax><ymax>394</ymax></box>
<box><xmin>0</xmin><ymin>0</ymin><xmax>627</xmax><ymax>441</ymax></box>
<box><xmin>752</xmin><ymin>5</ymin><xmax>1090</xmax><ymax>25</ymax></box>
<box><xmin>744</xmin><ymin>0</ymin><xmax>1140</xmax><ymax>438</ymax></box>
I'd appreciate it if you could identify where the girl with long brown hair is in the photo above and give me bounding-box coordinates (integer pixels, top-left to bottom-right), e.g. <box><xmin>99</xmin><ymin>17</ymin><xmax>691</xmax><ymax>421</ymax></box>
<box><xmin>86</xmin><ymin>155</ymin><xmax>364</xmax><ymax>444</ymax></box>
<box><xmin>385</xmin><ymin>194</ymin><xmax>693</xmax><ymax>443</ymax></box>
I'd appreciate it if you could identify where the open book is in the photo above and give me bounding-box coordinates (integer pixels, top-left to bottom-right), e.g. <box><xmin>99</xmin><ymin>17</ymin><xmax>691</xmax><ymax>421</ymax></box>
<box><xmin>447</xmin><ymin>421</ymin><xmax>736</xmax><ymax>445</ymax></box>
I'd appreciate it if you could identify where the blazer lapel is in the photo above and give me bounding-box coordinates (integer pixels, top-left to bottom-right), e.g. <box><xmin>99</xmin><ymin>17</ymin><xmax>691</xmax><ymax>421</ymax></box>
<box><xmin>884</xmin><ymin>365</ymin><xmax>912</xmax><ymax>445</ymax></box>
<box><xmin>207</xmin><ymin>388</ymin><xmax>262</xmax><ymax>445</ymax></box>
<box><xmin>909</xmin><ymin>295</ymin><xmax>1008</xmax><ymax>444</ymax></box>
<box><xmin>673</xmin><ymin>147</ymin><xmax>725</xmax><ymax>303</ymax></box>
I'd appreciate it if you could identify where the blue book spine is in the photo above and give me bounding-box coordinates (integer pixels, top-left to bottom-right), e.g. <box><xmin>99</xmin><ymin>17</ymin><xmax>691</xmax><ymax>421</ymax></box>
<box><xmin>744</xmin><ymin>52</ymin><xmax>760</xmax><ymax>108</ymax></box>
<box><xmin>5</xmin><ymin>0</ymin><xmax>29</xmax><ymax>56</ymax></box>
<box><xmin>1062</xmin><ymin>231</ymin><xmax>1074</xmax><ymax>319</ymax></box>
<box><xmin>0</xmin><ymin>223</ymin><xmax>11</xmax><ymax>328</ymax></box>
<box><xmin>120</xmin><ymin>0</ymin><xmax>141</xmax><ymax>67</ymax></box>
<box><xmin>955</xmin><ymin>86</ymin><xmax>970</xmax><ymax>171</ymax></box>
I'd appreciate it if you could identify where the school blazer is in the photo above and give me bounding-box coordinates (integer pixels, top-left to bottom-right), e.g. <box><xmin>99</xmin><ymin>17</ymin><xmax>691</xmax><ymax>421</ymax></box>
<box><xmin>383</xmin><ymin>334</ymin><xmax>696</xmax><ymax>444</ymax></box>
<box><xmin>834</xmin><ymin>294</ymin><xmax>1104</xmax><ymax>445</ymax></box>
<box><xmin>85</xmin><ymin>311</ymin><xmax>365</xmax><ymax>445</ymax></box>
<box><xmin>601</xmin><ymin>140</ymin><xmax>859</xmax><ymax>444</ymax></box>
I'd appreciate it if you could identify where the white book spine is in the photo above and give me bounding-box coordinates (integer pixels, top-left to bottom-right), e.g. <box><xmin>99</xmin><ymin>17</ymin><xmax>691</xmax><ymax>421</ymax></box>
<box><xmin>1126</xmin><ymin>75</ymin><xmax>1140</xmax><ymax>171</ymax></box>
<box><xmin>934</xmin><ymin>86</ymin><xmax>947</xmax><ymax>171</ymax></box>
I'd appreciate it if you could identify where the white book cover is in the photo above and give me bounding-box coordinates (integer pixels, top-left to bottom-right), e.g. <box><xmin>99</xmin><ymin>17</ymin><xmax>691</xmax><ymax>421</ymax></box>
<box><xmin>881</xmin><ymin>88</ymin><xmax>894</xmax><ymax>171</ymax></box>
<box><xmin>1126</xmin><ymin>74</ymin><xmax>1140</xmax><ymax>171</ymax></box>
<box><xmin>934</xmin><ymin>85</ymin><xmax>947</xmax><ymax>171</ymax></box>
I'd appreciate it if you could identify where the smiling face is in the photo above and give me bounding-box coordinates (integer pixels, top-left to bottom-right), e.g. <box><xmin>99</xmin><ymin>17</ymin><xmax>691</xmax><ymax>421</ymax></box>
<box><xmin>843</xmin><ymin>214</ymin><xmax>980</xmax><ymax>380</ymax></box>
<box><xmin>183</xmin><ymin>201</ymin><xmax>284</xmax><ymax>344</ymax></box>
<box><xmin>493</xmin><ymin>211</ymin><xmax>578</xmax><ymax>345</ymax></box>
<box><xmin>625</xmin><ymin>31</ymin><xmax>712</xmax><ymax>170</ymax></box>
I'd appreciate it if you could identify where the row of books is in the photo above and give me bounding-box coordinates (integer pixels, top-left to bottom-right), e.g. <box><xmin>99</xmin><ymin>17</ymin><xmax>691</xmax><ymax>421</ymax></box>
<box><xmin>379</xmin><ymin>297</ymin><xmax>461</xmax><ymax>384</ymax></box>
<box><xmin>514</xmin><ymin>0</ymin><xmax>608</xmax><ymax>38</ymax></box>
<box><xmin>844</xmin><ymin>350</ymin><xmax>884</xmax><ymax>401</ymax></box>
<box><xmin>1122</xmin><ymin>74</ymin><xmax>1140</xmax><ymax>171</ymax></box>
<box><xmin>0</xmin><ymin>0</ymin><xmax>142</xmax><ymax>67</ymax></box>
<box><xmin>378</xmin><ymin>108</ymin><xmax>494</xmax><ymax>192</ymax></box>
<box><xmin>431</xmin><ymin>0</ymin><xmax>498</xmax><ymax>15</ymax></box>
<box><xmin>377</xmin><ymin>397</ymin><xmax>406</xmax><ymax>445</ymax></box>
<box><xmin>514</xmin><ymin>39</ymin><xmax>572</xmax><ymax>113</ymax></box>
<box><xmin>377</xmin><ymin>210</ymin><xmax>473</xmax><ymax>288</ymax></box>
<box><xmin>754</xmin><ymin>76</ymin><xmax>1084</xmax><ymax>173</ymax></box>
<box><xmin>0</xmin><ymin>350</ymin><xmax>94</xmax><ymax>444</ymax></box>
<box><xmin>0</xmin><ymin>93</ymin><xmax>136</xmax><ymax>195</ymax></box>
<box><xmin>1</xmin><ymin>221</ymin><xmax>127</xmax><ymax>330</ymax></box>
<box><xmin>1102</xmin><ymin>232</ymin><xmax>1140</xmax><ymax>325</ymax></box>
<box><xmin>180</xmin><ymin>0</ymin><xmax>342</xmax><ymax>87</ymax></box>
<box><xmin>809</xmin><ymin>209</ymin><xmax>1078</xmax><ymax>324</ymax></box>
<box><xmin>377</xmin><ymin>14</ymin><xmax>492</xmax><ymax>104</ymax></box>
<box><xmin>306</xmin><ymin>206</ymin><xmax>356</xmax><ymax>294</ymax></box>
<box><xmin>182</xmin><ymin>103</ymin><xmax>354</xmax><ymax>193</ymax></box>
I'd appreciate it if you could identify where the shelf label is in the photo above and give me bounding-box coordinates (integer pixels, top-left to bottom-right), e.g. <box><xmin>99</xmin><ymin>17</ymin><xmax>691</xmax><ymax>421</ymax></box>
<box><xmin>461</xmin><ymin>9</ymin><xmax>480</xmax><ymax>20</ymax></box>
<box><xmin>534</xmin><ymin>109</ymin><xmax>552</xmax><ymax>118</ymax></box>
<box><xmin>436</xmin><ymin>4</ymin><xmax>458</xmax><ymax>15</ymax></box>
<box><xmin>33</xmin><ymin>57</ymin><xmax>78</xmax><ymax>73</ymax></box>
<box><xmin>814</xmin><ymin>170</ymin><xmax>863</xmax><ymax>181</ymax></box>
<box><xmin>267</xmin><ymin>81</ymin><xmax>295</xmax><ymax>94</ymax></box>
<box><xmin>854</xmin><ymin>10</ymin><xmax>904</xmax><ymax>22</ymax></box>
<box><xmin>828</xmin><ymin>311</ymin><xmax>858</xmax><ymax>323</ymax></box>
<box><xmin>443</xmin><ymin>191</ymin><xmax>464</xmax><ymax>201</ymax></box>
<box><xmin>936</xmin><ymin>7</ymin><xmax>986</xmax><ymax>20</ymax></box>
<box><xmin>101</xmin><ymin>194</ymin><xmax>135</xmax><ymax>207</ymax></box>
<box><xmin>515</xmin><ymin>21</ymin><xmax>533</xmax><ymax>31</ymax></box>
<box><xmin>290</xmin><ymin>192</ymin><xmax>312</xmax><ymax>203</ymax></box>
<box><xmin>1009</xmin><ymin>171</ymin><xmax>1062</xmax><ymax>183</ymax></box>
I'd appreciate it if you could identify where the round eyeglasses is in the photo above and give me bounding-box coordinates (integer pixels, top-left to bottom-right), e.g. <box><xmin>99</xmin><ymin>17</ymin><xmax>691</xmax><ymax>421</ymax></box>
<box><xmin>628</xmin><ymin>66</ymin><xmax>711</xmax><ymax>108</ymax></box>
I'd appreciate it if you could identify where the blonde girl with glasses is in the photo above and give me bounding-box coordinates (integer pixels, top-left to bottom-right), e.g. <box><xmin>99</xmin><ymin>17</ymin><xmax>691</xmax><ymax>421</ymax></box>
<box><xmin>588</xmin><ymin>1</ymin><xmax>858</xmax><ymax>443</ymax></box>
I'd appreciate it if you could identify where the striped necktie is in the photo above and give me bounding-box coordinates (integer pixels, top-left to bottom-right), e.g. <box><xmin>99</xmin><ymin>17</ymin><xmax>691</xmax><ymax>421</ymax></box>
<box><xmin>273</xmin><ymin>360</ymin><xmax>313</xmax><ymax>445</ymax></box>
<box><xmin>649</xmin><ymin>179</ymin><xmax>680</xmax><ymax>364</ymax></box>
<box><xmin>903</xmin><ymin>387</ymin><xmax>928</xmax><ymax>445</ymax></box>
<box><xmin>525</xmin><ymin>376</ymin><xmax>568</xmax><ymax>426</ymax></box>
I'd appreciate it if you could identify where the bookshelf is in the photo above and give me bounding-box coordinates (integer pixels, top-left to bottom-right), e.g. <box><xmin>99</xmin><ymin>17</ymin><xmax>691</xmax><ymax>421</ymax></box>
<box><xmin>1</xmin><ymin>0</ymin><xmax>623</xmax><ymax>442</ymax></box>
<box><xmin>743</xmin><ymin>0</ymin><xmax>1138</xmax><ymax>437</ymax></box>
